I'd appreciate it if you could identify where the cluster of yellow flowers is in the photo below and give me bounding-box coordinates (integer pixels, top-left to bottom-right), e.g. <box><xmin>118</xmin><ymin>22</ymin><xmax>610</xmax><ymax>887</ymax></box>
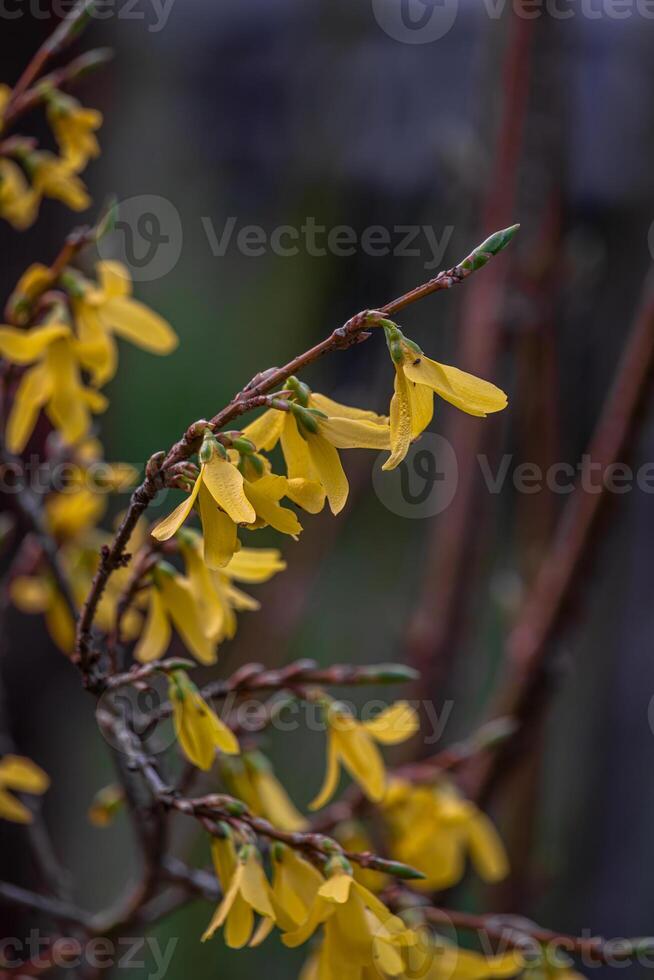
<box><xmin>0</xmin><ymin>85</ymin><xmax>101</xmax><ymax>229</ymax></box>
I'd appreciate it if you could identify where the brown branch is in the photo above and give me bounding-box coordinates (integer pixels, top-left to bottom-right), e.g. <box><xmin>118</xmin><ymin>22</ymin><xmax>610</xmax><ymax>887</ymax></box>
<box><xmin>462</xmin><ymin>268</ymin><xmax>654</xmax><ymax>804</ymax></box>
<box><xmin>74</xmin><ymin>230</ymin><xmax>518</xmax><ymax>687</ymax></box>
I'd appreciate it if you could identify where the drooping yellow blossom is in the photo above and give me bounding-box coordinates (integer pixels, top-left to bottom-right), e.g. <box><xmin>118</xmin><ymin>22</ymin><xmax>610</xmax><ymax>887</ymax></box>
<box><xmin>29</xmin><ymin>151</ymin><xmax>91</xmax><ymax>211</ymax></box>
<box><xmin>0</xmin><ymin>320</ymin><xmax>107</xmax><ymax>452</ymax></box>
<box><xmin>310</xmin><ymin>698</ymin><xmax>419</xmax><ymax>810</ymax></box>
<box><xmin>179</xmin><ymin>530</ymin><xmax>285</xmax><ymax>644</ymax></box>
<box><xmin>169</xmin><ymin>670</ymin><xmax>238</xmax><ymax>770</ymax></box>
<box><xmin>70</xmin><ymin>261</ymin><xmax>178</xmax><ymax>385</ymax></box>
<box><xmin>270</xmin><ymin>844</ymin><xmax>324</xmax><ymax>930</ymax></box>
<box><xmin>46</xmin><ymin>93</ymin><xmax>102</xmax><ymax>170</ymax></box>
<box><xmin>283</xmin><ymin>863</ymin><xmax>416</xmax><ymax>978</ymax></box>
<box><xmin>152</xmin><ymin>431</ymin><xmax>306</xmax><ymax>568</ymax></box>
<box><xmin>0</xmin><ymin>158</ymin><xmax>38</xmax><ymax>230</ymax></box>
<box><xmin>381</xmin><ymin>779</ymin><xmax>508</xmax><ymax>891</ymax></box>
<box><xmin>10</xmin><ymin>573</ymin><xmax>75</xmax><ymax>653</ymax></box>
<box><xmin>404</xmin><ymin>934</ymin><xmax>525</xmax><ymax>980</ymax></box>
<box><xmin>202</xmin><ymin>836</ymin><xmax>277</xmax><ymax>947</ymax></box>
<box><xmin>243</xmin><ymin>380</ymin><xmax>391</xmax><ymax>514</ymax></box>
<box><xmin>221</xmin><ymin>752</ymin><xmax>307</xmax><ymax>833</ymax></box>
<box><xmin>88</xmin><ymin>784</ymin><xmax>125</xmax><ymax>828</ymax></box>
<box><xmin>0</xmin><ymin>755</ymin><xmax>49</xmax><ymax>824</ymax></box>
<box><xmin>6</xmin><ymin>263</ymin><xmax>55</xmax><ymax>325</ymax></box>
<box><xmin>134</xmin><ymin>561</ymin><xmax>217</xmax><ymax>664</ymax></box>
<box><xmin>382</xmin><ymin>323</ymin><xmax>508</xmax><ymax>471</ymax></box>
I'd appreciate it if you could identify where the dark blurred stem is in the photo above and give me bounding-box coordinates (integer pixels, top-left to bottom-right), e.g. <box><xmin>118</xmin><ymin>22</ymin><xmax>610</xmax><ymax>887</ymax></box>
<box><xmin>462</xmin><ymin>268</ymin><xmax>654</xmax><ymax>804</ymax></box>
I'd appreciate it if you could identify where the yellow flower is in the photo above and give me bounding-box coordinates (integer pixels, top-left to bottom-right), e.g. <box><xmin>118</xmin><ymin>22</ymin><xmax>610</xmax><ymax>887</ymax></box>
<box><xmin>381</xmin><ymin>779</ymin><xmax>508</xmax><ymax>891</ymax></box>
<box><xmin>6</xmin><ymin>263</ymin><xmax>55</xmax><ymax>324</ymax></box>
<box><xmin>310</xmin><ymin>699</ymin><xmax>419</xmax><ymax>810</ymax></box>
<box><xmin>71</xmin><ymin>262</ymin><xmax>178</xmax><ymax>386</ymax></box>
<box><xmin>202</xmin><ymin>837</ymin><xmax>276</xmax><ymax>947</ymax></box>
<box><xmin>152</xmin><ymin>431</ymin><xmax>304</xmax><ymax>568</ymax></box>
<box><xmin>134</xmin><ymin>561</ymin><xmax>217</xmax><ymax>664</ymax></box>
<box><xmin>243</xmin><ymin>381</ymin><xmax>391</xmax><ymax>514</ymax></box>
<box><xmin>221</xmin><ymin>752</ymin><xmax>307</xmax><ymax>833</ymax></box>
<box><xmin>88</xmin><ymin>784</ymin><xmax>124</xmax><ymax>828</ymax></box>
<box><xmin>269</xmin><ymin>844</ymin><xmax>324</xmax><ymax>930</ymax></box>
<box><xmin>0</xmin><ymin>321</ymin><xmax>107</xmax><ymax>452</ymax></box>
<box><xmin>382</xmin><ymin>324</ymin><xmax>508</xmax><ymax>471</ymax></box>
<box><xmin>283</xmin><ymin>864</ymin><xmax>416</xmax><ymax>978</ymax></box>
<box><xmin>169</xmin><ymin>669</ymin><xmax>238</xmax><ymax>770</ymax></box>
<box><xmin>47</xmin><ymin>93</ymin><xmax>102</xmax><ymax>170</ymax></box>
<box><xmin>29</xmin><ymin>151</ymin><xmax>91</xmax><ymax>211</ymax></box>
<box><xmin>0</xmin><ymin>158</ymin><xmax>39</xmax><ymax>230</ymax></box>
<box><xmin>0</xmin><ymin>754</ymin><xmax>49</xmax><ymax>823</ymax></box>
<box><xmin>10</xmin><ymin>574</ymin><xmax>75</xmax><ymax>654</ymax></box>
<box><xmin>405</xmin><ymin>935</ymin><xmax>525</xmax><ymax>980</ymax></box>
<box><xmin>179</xmin><ymin>530</ymin><xmax>285</xmax><ymax>644</ymax></box>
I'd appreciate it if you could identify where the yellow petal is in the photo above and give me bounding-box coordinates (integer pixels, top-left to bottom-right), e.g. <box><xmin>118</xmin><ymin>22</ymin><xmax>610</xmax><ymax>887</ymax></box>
<box><xmin>285</xmin><ymin>477</ymin><xmax>326</xmax><ymax>514</ymax></box>
<box><xmin>382</xmin><ymin>368</ymin><xmax>412</xmax><ymax>472</ymax></box>
<box><xmin>0</xmin><ymin>755</ymin><xmax>49</xmax><ymax>794</ymax></box>
<box><xmin>6</xmin><ymin>364</ymin><xmax>51</xmax><ymax>453</ymax></box>
<box><xmin>202</xmin><ymin>862</ymin><xmax>244</xmax><ymax>941</ymax></box>
<box><xmin>467</xmin><ymin>811</ymin><xmax>509</xmax><ymax>882</ymax></box>
<box><xmin>280</xmin><ymin>413</ymin><xmax>315</xmax><ymax>480</ymax></box>
<box><xmin>202</xmin><ymin>457</ymin><xmax>256</xmax><ymax>525</ymax></box>
<box><xmin>318</xmin><ymin>871</ymin><xmax>353</xmax><ymax>904</ymax></box>
<box><xmin>244</xmin><ymin>476</ymin><xmax>303</xmax><ymax>536</ymax></box>
<box><xmin>199</xmin><ymin>484</ymin><xmax>238</xmax><ymax>568</ymax></box>
<box><xmin>305</xmin><ymin>435</ymin><xmax>349</xmax><ymax>515</ymax></box>
<box><xmin>363</xmin><ymin>701</ymin><xmax>419</xmax><ymax>745</ymax></box>
<box><xmin>335</xmin><ymin>726</ymin><xmax>386</xmax><ymax>803</ymax></box>
<box><xmin>45</xmin><ymin>591</ymin><xmax>76</xmax><ymax>654</ymax></box>
<box><xmin>403</xmin><ymin>357</ymin><xmax>508</xmax><ymax>417</ymax></box>
<box><xmin>99</xmin><ymin>296</ymin><xmax>178</xmax><ymax>354</ymax></box>
<box><xmin>318</xmin><ymin>416</ymin><xmax>391</xmax><ymax>451</ymax></box>
<box><xmin>240</xmin><ymin>852</ymin><xmax>275</xmax><ymax>918</ymax></box>
<box><xmin>9</xmin><ymin>576</ymin><xmax>50</xmax><ymax>613</ymax></box>
<box><xmin>134</xmin><ymin>588</ymin><xmax>171</xmax><ymax>663</ymax></box>
<box><xmin>151</xmin><ymin>476</ymin><xmax>201</xmax><ymax>541</ymax></box>
<box><xmin>309</xmin><ymin>733</ymin><xmax>341</xmax><ymax>811</ymax></box>
<box><xmin>406</xmin><ymin>379</ymin><xmax>434</xmax><ymax>438</ymax></box>
<box><xmin>0</xmin><ymin>323</ymin><xmax>69</xmax><ymax>364</ymax></box>
<box><xmin>73</xmin><ymin>303</ymin><xmax>118</xmax><ymax>386</ymax></box>
<box><xmin>310</xmin><ymin>392</ymin><xmax>387</xmax><ymax>424</ymax></box>
<box><xmin>225</xmin><ymin>548</ymin><xmax>286</xmax><ymax>583</ymax></box>
<box><xmin>159</xmin><ymin>573</ymin><xmax>217</xmax><ymax>665</ymax></box>
<box><xmin>97</xmin><ymin>261</ymin><xmax>131</xmax><ymax>299</ymax></box>
<box><xmin>252</xmin><ymin>769</ymin><xmax>307</xmax><ymax>832</ymax></box>
<box><xmin>45</xmin><ymin>338</ymin><xmax>92</xmax><ymax>445</ymax></box>
<box><xmin>0</xmin><ymin>788</ymin><xmax>32</xmax><ymax>823</ymax></box>
<box><xmin>225</xmin><ymin>894</ymin><xmax>254</xmax><ymax>948</ymax></box>
<box><xmin>242</xmin><ymin>409</ymin><xmax>284</xmax><ymax>452</ymax></box>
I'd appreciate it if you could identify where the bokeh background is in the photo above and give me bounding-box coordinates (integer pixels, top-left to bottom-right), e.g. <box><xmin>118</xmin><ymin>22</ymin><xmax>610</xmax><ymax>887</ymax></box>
<box><xmin>2</xmin><ymin>1</ymin><xmax>654</xmax><ymax>976</ymax></box>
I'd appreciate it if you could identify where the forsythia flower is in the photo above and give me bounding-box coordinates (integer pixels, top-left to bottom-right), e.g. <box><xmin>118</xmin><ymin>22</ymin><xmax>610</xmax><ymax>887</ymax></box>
<box><xmin>221</xmin><ymin>752</ymin><xmax>307</xmax><ymax>832</ymax></box>
<box><xmin>382</xmin><ymin>323</ymin><xmax>507</xmax><ymax>471</ymax></box>
<box><xmin>46</xmin><ymin>93</ymin><xmax>102</xmax><ymax>170</ymax></box>
<box><xmin>0</xmin><ymin>320</ymin><xmax>107</xmax><ymax>452</ymax></box>
<box><xmin>243</xmin><ymin>379</ymin><xmax>391</xmax><ymax>514</ymax></box>
<box><xmin>70</xmin><ymin>261</ymin><xmax>178</xmax><ymax>386</ymax></box>
<box><xmin>381</xmin><ymin>779</ymin><xmax>508</xmax><ymax>891</ymax></box>
<box><xmin>29</xmin><ymin>151</ymin><xmax>91</xmax><ymax>211</ymax></box>
<box><xmin>10</xmin><ymin>572</ymin><xmax>75</xmax><ymax>653</ymax></box>
<box><xmin>310</xmin><ymin>698</ymin><xmax>419</xmax><ymax>810</ymax></box>
<box><xmin>404</xmin><ymin>935</ymin><xmax>525</xmax><ymax>980</ymax></box>
<box><xmin>202</xmin><ymin>836</ymin><xmax>277</xmax><ymax>947</ymax></box>
<box><xmin>169</xmin><ymin>670</ymin><xmax>238</xmax><ymax>770</ymax></box>
<box><xmin>0</xmin><ymin>157</ymin><xmax>38</xmax><ymax>230</ymax></box>
<box><xmin>270</xmin><ymin>844</ymin><xmax>324</xmax><ymax>930</ymax></box>
<box><xmin>0</xmin><ymin>754</ymin><xmax>49</xmax><ymax>823</ymax></box>
<box><xmin>283</xmin><ymin>862</ymin><xmax>416</xmax><ymax>978</ymax></box>
<box><xmin>88</xmin><ymin>784</ymin><xmax>125</xmax><ymax>828</ymax></box>
<box><xmin>152</xmin><ymin>431</ymin><xmax>305</xmax><ymax>568</ymax></box>
<box><xmin>135</xmin><ymin>562</ymin><xmax>217</xmax><ymax>664</ymax></box>
<box><xmin>179</xmin><ymin>530</ymin><xmax>286</xmax><ymax>644</ymax></box>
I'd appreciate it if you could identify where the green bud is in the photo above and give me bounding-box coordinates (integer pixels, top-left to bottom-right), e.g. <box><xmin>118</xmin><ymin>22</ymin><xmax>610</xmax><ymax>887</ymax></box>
<box><xmin>231</xmin><ymin>436</ymin><xmax>256</xmax><ymax>455</ymax></box>
<box><xmin>460</xmin><ymin>224</ymin><xmax>520</xmax><ymax>273</ymax></box>
<box><xmin>290</xmin><ymin>402</ymin><xmax>320</xmax><ymax>436</ymax></box>
<box><xmin>325</xmin><ymin>854</ymin><xmax>352</xmax><ymax>877</ymax></box>
<box><xmin>60</xmin><ymin>269</ymin><xmax>87</xmax><ymax>299</ymax></box>
<box><xmin>199</xmin><ymin>429</ymin><xmax>224</xmax><ymax>463</ymax></box>
<box><xmin>287</xmin><ymin>375</ymin><xmax>311</xmax><ymax>406</ymax></box>
<box><xmin>226</xmin><ymin>799</ymin><xmax>248</xmax><ymax>817</ymax></box>
<box><xmin>358</xmin><ymin>663</ymin><xmax>420</xmax><ymax>684</ymax></box>
<box><xmin>378</xmin><ymin>859</ymin><xmax>426</xmax><ymax>881</ymax></box>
